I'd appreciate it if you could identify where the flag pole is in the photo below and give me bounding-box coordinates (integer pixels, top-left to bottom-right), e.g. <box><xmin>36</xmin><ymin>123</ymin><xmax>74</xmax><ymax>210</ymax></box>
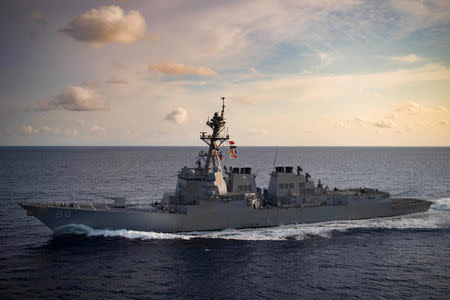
<box><xmin>272</xmin><ymin>146</ymin><xmax>278</xmax><ymax>172</ymax></box>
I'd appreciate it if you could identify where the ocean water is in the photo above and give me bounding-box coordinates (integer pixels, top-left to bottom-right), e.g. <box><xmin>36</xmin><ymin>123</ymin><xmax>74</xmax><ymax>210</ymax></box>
<box><xmin>0</xmin><ymin>146</ymin><xmax>449</xmax><ymax>299</ymax></box>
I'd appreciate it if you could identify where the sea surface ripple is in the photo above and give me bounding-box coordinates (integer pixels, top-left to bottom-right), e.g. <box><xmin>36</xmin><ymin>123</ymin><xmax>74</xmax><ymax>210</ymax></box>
<box><xmin>0</xmin><ymin>146</ymin><xmax>449</xmax><ymax>299</ymax></box>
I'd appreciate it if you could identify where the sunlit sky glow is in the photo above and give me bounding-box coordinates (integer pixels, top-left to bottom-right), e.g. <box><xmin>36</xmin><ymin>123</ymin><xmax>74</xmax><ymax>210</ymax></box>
<box><xmin>0</xmin><ymin>0</ymin><xmax>449</xmax><ymax>146</ymax></box>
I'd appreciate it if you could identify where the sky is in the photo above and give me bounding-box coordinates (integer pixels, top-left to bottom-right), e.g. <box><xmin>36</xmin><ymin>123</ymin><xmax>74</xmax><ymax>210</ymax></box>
<box><xmin>0</xmin><ymin>0</ymin><xmax>449</xmax><ymax>146</ymax></box>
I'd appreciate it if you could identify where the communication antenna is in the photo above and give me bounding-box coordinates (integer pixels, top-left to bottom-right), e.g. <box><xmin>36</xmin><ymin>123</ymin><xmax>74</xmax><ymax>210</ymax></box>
<box><xmin>272</xmin><ymin>146</ymin><xmax>278</xmax><ymax>172</ymax></box>
<box><xmin>221</xmin><ymin>97</ymin><xmax>225</xmax><ymax>116</ymax></box>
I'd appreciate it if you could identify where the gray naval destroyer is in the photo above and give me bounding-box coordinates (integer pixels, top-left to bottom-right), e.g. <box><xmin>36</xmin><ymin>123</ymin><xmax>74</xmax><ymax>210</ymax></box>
<box><xmin>20</xmin><ymin>98</ymin><xmax>432</xmax><ymax>233</ymax></box>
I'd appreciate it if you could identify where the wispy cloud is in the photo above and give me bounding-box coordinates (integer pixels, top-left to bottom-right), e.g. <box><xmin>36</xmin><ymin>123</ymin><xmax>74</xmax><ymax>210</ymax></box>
<box><xmin>436</xmin><ymin>105</ymin><xmax>448</xmax><ymax>113</ymax></box>
<box><xmin>21</xmin><ymin>125</ymin><xmax>39</xmax><ymax>135</ymax></box>
<box><xmin>105</xmin><ymin>76</ymin><xmax>129</xmax><ymax>85</ymax></box>
<box><xmin>389</xmin><ymin>0</ymin><xmax>450</xmax><ymax>33</ymax></box>
<box><xmin>395</xmin><ymin>101</ymin><xmax>431</xmax><ymax>115</ymax></box>
<box><xmin>391</xmin><ymin>54</ymin><xmax>422</xmax><ymax>63</ymax></box>
<box><xmin>90</xmin><ymin>125</ymin><xmax>106</xmax><ymax>136</ymax></box>
<box><xmin>352</xmin><ymin>117</ymin><xmax>395</xmax><ymax>129</ymax></box>
<box><xmin>233</xmin><ymin>64</ymin><xmax>450</xmax><ymax>103</ymax></box>
<box><xmin>338</xmin><ymin>99</ymin><xmax>446</xmax><ymax>133</ymax></box>
<box><xmin>21</xmin><ymin>125</ymin><xmax>78</xmax><ymax>136</ymax></box>
<box><xmin>373</xmin><ymin>119</ymin><xmax>395</xmax><ymax>128</ymax></box>
<box><xmin>2</xmin><ymin>1</ymin><xmax>450</xmax><ymax>146</ymax></box>
<box><xmin>318</xmin><ymin>52</ymin><xmax>334</xmax><ymax>69</ymax></box>
<box><xmin>149</xmin><ymin>62</ymin><xmax>216</xmax><ymax>77</ymax></box>
<box><xmin>137</xmin><ymin>0</ymin><xmax>449</xmax><ymax>68</ymax></box>
<box><xmin>60</xmin><ymin>6</ymin><xmax>147</xmax><ymax>47</ymax></box>
<box><xmin>337</xmin><ymin>117</ymin><xmax>396</xmax><ymax>130</ymax></box>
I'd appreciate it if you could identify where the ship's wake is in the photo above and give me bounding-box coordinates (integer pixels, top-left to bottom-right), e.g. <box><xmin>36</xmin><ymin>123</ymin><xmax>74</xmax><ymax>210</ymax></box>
<box><xmin>54</xmin><ymin>197</ymin><xmax>450</xmax><ymax>241</ymax></box>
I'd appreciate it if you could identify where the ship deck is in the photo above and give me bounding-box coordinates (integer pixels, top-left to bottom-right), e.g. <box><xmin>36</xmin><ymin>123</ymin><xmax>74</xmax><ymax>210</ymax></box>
<box><xmin>20</xmin><ymin>202</ymin><xmax>161</xmax><ymax>213</ymax></box>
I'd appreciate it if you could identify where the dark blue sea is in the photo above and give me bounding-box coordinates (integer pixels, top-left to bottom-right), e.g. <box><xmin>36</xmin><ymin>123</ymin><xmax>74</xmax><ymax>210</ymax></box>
<box><xmin>0</xmin><ymin>147</ymin><xmax>449</xmax><ymax>299</ymax></box>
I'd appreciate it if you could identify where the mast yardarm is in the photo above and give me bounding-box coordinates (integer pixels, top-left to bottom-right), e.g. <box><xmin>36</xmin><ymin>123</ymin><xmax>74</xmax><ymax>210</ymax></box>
<box><xmin>200</xmin><ymin>97</ymin><xmax>229</xmax><ymax>171</ymax></box>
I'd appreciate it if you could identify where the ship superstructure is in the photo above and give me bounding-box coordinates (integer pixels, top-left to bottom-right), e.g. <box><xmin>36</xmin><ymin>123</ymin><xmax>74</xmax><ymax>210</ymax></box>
<box><xmin>164</xmin><ymin>98</ymin><xmax>230</xmax><ymax>208</ymax></box>
<box><xmin>20</xmin><ymin>98</ymin><xmax>432</xmax><ymax>233</ymax></box>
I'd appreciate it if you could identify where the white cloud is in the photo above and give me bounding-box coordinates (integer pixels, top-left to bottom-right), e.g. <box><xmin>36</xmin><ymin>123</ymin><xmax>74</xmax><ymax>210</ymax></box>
<box><xmin>250</xmin><ymin>67</ymin><xmax>259</xmax><ymax>75</ymax></box>
<box><xmin>319</xmin><ymin>53</ymin><xmax>328</xmax><ymax>61</ymax></box>
<box><xmin>165</xmin><ymin>108</ymin><xmax>187</xmax><ymax>124</ymax></box>
<box><xmin>385</xmin><ymin>112</ymin><xmax>398</xmax><ymax>120</ymax></box>
<box><xmin>20</xmin><ymin>125</ymin><xmax>77</xmax><ymax>136</ymax></box>
<box><xmin>226</xmin><ymin>64</ymin><xmax>450</xmax><ymax>104</ymax></box>
<box><xmin>318</xmin><ymin>52</ymin><xmax>333</xmax><ymax>68</ymax></box>
<box><xmin>395</xmin><ymin>102</ymin><xmax>431</xmax><ymax>115</ymax></box>
<box><xmin>27</xmin><ymin>85</ymin><xmax>108</xmax><ymax>112</ymax></box>
<box><xmin>149</xmin><ymin>62</ymin><xmax>216</xmax><ymax>77</ymax></box>
<box><xmin>334</xmin><ymin>121</ymin><xmax>346</xmax><ymax>129</ymax></box>
<box><xmin>337</xmin><ymin>98</ymin><xmax>450</xmax><ymax>134</ymax></box>
<box><xmin>373</xmin><ymin>119</ymin><xmax>395</xmax><ymax>128</ymax></box>
<box><xmin>341</xmin><ymin>117</ymin><xmax>395</xmax><ymax>129</ymax></box>
<box><xmin>352</xmin><ymin>117</ymin><xmax>371</xmax><ymax>127</ymax></box>
<box><xmin>302</xmin><ymin>52</ymin><xmax>335</xmax><ymax>73</ymax></box>
<box><xmin>22</xmin><ymin>125</ymin><xmax>38</xmax><ymax>135</ymax></box>
<box><xmin>61</xmin><ymin>6</ymin><xmax>147</xmax><ymax>47</ymax></box>
<box><xmin>90</xmin><ymin>125</ymin><xmax>106</xmax><ymax>135</ymax></box>
<box><xmin>391</xmin><ymin>54</ymin><xmax>422</xmax><ymax>63</ymax></box>
<box><xmin>436</xmin><ymin>105</ymin><xmax>448</xmax><ymax>113</ymax></box>
<box><xmin>40</xmin><ymin>125</ymin><xmax>60</xmax><ymax>135</ymax></box>
<box><xmin>64</xmin><ymin>129</ymin><xmax>78</xmax><ymax>136</ymax></box>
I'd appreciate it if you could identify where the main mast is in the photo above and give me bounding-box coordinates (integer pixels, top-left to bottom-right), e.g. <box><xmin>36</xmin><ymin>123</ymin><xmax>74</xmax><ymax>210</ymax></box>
<box><xmin>200</xmin><ymin>97</ymin><xmax>229</xmax><ymax>172</ymax></box>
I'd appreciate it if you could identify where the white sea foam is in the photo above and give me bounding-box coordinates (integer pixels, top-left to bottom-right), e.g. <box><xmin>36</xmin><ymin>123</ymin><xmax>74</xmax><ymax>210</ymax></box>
<box><xmin>431</xmin><ymin>197</ymin><xmax>450</xmax><ymax>211</ymax></box>
<box><xmin>55</xmin><ymin>224</ymin><xmax>190</xmax><ymax>240</ymax></box>
<box><xmin>55</xmin><ymin>198</ymin><xmax>450</xmax><ymax>241</ymax></box>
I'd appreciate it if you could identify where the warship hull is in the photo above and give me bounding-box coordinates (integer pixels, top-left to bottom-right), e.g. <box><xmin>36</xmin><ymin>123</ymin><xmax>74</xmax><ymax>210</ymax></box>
<box><xmin>20</xmin><ymin>198</ymin><xmax>431</xmax><ymax>233</ymax></box>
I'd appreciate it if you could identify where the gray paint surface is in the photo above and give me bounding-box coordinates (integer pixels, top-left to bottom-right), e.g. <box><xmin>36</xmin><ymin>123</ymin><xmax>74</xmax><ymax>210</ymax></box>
<box><xmin>20</xmin><ymin>197</ymin><xmax>431</xmax><ymax>233</ymax></box>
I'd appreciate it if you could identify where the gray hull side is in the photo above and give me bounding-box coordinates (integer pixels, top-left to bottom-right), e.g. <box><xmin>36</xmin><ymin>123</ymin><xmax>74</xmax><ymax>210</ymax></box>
<box><xmin>21</xmin><ymin>198</ymin><xmax>431</xmax><ymax>233</ymax></box>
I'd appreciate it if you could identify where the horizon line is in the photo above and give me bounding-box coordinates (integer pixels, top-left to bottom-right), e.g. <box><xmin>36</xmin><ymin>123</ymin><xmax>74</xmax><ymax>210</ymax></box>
<box><xmin>1</xmin><ymin>145</ymin><xmax>449</xmax><ymax>148</ymax></box>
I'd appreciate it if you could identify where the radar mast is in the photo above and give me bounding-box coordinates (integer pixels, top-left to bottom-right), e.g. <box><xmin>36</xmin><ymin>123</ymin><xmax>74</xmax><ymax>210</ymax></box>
<box><xmin>199</xmin><ymin>97</ymin><xmax>229</xmax><ymax>172</ymax></box>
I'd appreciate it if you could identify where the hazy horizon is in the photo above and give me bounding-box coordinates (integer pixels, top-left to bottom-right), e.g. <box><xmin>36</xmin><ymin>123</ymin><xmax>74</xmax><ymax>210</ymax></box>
<box><xmin>1</xmin><ymin>145</ymin><xmax>450</xmax><ymax>148</ymax></box>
